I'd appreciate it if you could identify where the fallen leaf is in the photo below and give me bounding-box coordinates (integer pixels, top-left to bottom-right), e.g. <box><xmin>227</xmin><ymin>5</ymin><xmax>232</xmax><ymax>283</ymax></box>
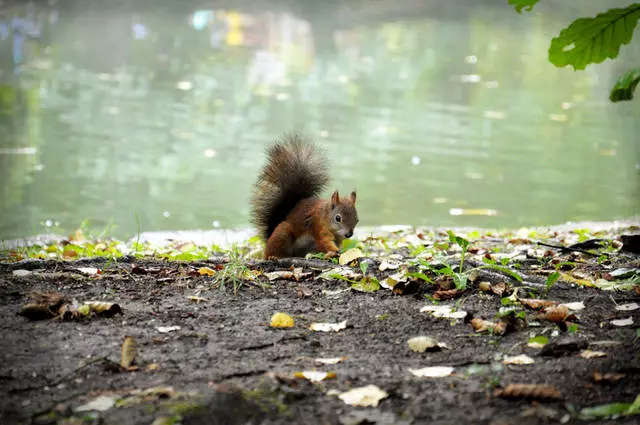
<box><xmin>309</xmin><ymin>320</ymin><xmax>347</xmax><ymax>332</ymax></box>
<box><xmin>197</xmin><ymin>266</ymin><xmax>216</xmax><ymax>276</ymax></box>
<box><xmin>187</xmin><ymin>296</ymin><xmax>208</xmax><ymax>303</ymax></box>
<box><xmin>616</xmin><ymin>303</ymin><xmax>639</xmax><ymax>311</ymax></box>
<box><xmin>609</xmin><ymin>268</ymin><xmax>638</xmax><ymax>278</ymax></box>
<box><xmin>408</xmin><ymin>366</ymin><xmax>454</xmax><ymax>378</ymax></box>
<box><xmin>392</xmin><ymin>280</ymin><xmax>423</xmax><ymax>295</ymax></box>
<box><xmin>560</xmin><ymin>301</ymin><xmax>585</xmax><ymax>311</ymax></box>
<box><xmin>351</xmin><ymin>276</ymin><xmax>380</xmax><ymax>292</ymax></box>
<box><xmin>503</xmin><ymin>354</ymin><xmax>535</xmax><ymax>365</ymax></box>
<box><xmin>293</xmin><ymin>371</ymin><xmax>337</xmax><ymax>382</ymax></box>
<box><xmin>378</xmin><ymin>259</ymin><xmax>402</xmax><ymax>271</ymax></box>
<box><xmin>420</xmin><ymin>304</ymin><xmax>467</xmax><ymax>319</ymax></box>
<box><xmin>611</xmin><ymin>317</ymin><xmax>633</xmax><ymax>327</ymax></box>
<box><xmin>264</xmin><ymin>268</ymin><xmax>312</xmax><ymax>281</ymax></box>
<box><xmin>536</xmin><ymin>305</ymin><xmax>574</xmax><ymax>323</ymax></box>
<box><xmin>519</xmin><ymin>298</ymin><xmax>558</xmax><ymax>310</ymax></box>
<box><xmin>319</xmin><ymin>267</ymin><xmax>362</xmax><ymax>281</ymax></box>
<box><xmin>339</xmin><ymin>248</ymin><xmax>364</xmax><ymax>265</ymax></box>
<box><xmin>380</xmin><ymin>271</ymin><xmax>408</xmax><ymax>289</ymax></box>
<box><xmin>83</xmin><ymin>301</ymin><xmax>123</xmax><ymax>318</ymax></box>
<box><xmin>120</xmin><ymin>336</ymin><xmax>137</xmax><ymax>368</ymax></box>
<box><xmin>77</xmin><ymin>267</ymin><xmax>100</xmax><ymax>276</ymax></box>
<box><xmin>338</xmin><ymin>385</ymin><xmax>388</xmax><ymax>407</ymax></box>
<box><xmin>527</xmin><ymin>335</ymin><xmax>549</xmax><ymax>349</ymax></box>
<box><xmin>593</xmin><ymin>371</ymin><xmax>625</xmax><ymax>383</ymax></box>
<box><xmin>469</xmin><ymin>318</ymin><xmax>507</xmax><ymax>335</ymax></box>
<box><xmin>157</xmin><ymin>326</ymin><xmax>181</xmax><ymax>333</ymax></box>
<box><xmin>315</xmin><ymin>356</ymin><xmax>348</xmax><ymax>365</ymax></box>
<box><xmin>146</xmin><ymin>363</ymin><xmax>161</xmax><ymax>371</ymax></box>
<box><xmin>494</xmin><ymin>384</ymin><xmax>562</xmax><ymax>400</ymax></box>
<box><xmin>579</xmin><ymin>350</ymin><xmax>607</xmax><ymax>359</ymax></box>
<box><xmin>407</xmin><ymin>336</ymin><xmax>447</xmax><ymax>353</ymax></box>
<box><xmin>270</xmin><ymin>312</ymin><xmax>295</xmax><ymax>328</ymax></box>
<box><xmin>478</xmin><ymin>281</ymin><xmax>492</xmax><ymax>292</ymax></box>
<box><xmin>490</xmin><ymin>282</ymin><xmax>508</xmax><ymax>297</ymax></box>
<box><xmin>579</xmin><ymin>393</ymin><xmax>640</xmax><ymax>420</ymax></box>
<box><xmin>433</xmin><ymin>288</ymin><xmax>462</xmax><ymax>300</ymax></box>
<box><xmin>75</xmin><ymin>395</ymin><xmax>117</xmax><ymax>412</ymax></box>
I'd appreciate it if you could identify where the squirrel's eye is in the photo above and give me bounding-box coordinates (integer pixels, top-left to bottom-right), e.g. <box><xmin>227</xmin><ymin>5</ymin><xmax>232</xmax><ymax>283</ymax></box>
<box><xmin>335</xmin><ymin>214</ymin><xmax>342</xmax><ymax>223</ymax></box>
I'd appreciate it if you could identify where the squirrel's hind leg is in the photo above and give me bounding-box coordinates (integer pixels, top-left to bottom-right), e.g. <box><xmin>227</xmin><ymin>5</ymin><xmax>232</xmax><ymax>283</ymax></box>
<box><xmin>265</xmin><ymin>222</ymin><xmax>295</xmax><ymax>259</ymax></box>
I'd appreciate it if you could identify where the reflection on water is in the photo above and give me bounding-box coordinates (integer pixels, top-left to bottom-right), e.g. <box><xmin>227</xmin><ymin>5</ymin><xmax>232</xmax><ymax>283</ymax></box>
<box><xmin>0</xmin><ymin>0</ymin><xmax>638</xmax><ymax>240</ymax></box>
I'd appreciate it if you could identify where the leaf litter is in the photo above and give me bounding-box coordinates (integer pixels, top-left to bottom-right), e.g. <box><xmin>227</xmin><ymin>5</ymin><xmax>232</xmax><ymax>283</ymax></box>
<box><xmin>1</xmin><ymin>221</ymin><xmax>639</xmax><ymax>423</ymax></box>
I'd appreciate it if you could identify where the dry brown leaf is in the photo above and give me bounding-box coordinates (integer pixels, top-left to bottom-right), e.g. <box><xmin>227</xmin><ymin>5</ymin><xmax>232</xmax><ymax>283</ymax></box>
<box><xmin>593</xmin><ymin>371</ymin><xmax>625</xmax><ymax>383</ymax></box>
<box><xmin>433</xmin><ymin>288</ymin><xmax>462</xmax><ymax>300</ymax></box>
<box><xmin>469</xmin><ymin>318</ymin><xmax>507</xmax><ymax>335</ymax></box>
<box><xmin>519</xmin><ymin>298</ymin><xmax>558</xmax><ymax>310</ymax></box>
<box><xmin>120</xmin><ymin>336</ymin><xmax>137</xmax><ymax>368</ymax></box>
<box><xmin>536</xmin><ymin>305</ymin><xmax>575</xmax><ymax>323</ymax></box>
<box><xmin>19</xmin><ymin>292</ymin><xmax>70</xmax><ymax>321</ymax></box>
<box><xmin>392</xmin><ymin>280</ymin><xmax>422</xmax><ymax>295</ymax></box>
<box><xmin>494</xmin><ymin>384</ymin><xmax>562</xmax><ymax>400</ymax></box>
<box><xmin>490</xmin><ymin>282</ymin><xmax>508</xmax><ymax>297</ymax></box>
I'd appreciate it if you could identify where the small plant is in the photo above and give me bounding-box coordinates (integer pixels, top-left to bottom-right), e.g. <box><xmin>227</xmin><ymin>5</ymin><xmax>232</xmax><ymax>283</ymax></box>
<box><xmin>545</xmin><ymin>271</ymin><xmax>561</xmax><ymax>295</ymax></box>
<box><xmin>416</xmin><ymin>231</ymin><xmax>523</xmax><ymax>292</ymax></box>
<box><xmin>214</xmin><ymin>245</ymin><xmax>251</xmax><ymax>294</ymax></box>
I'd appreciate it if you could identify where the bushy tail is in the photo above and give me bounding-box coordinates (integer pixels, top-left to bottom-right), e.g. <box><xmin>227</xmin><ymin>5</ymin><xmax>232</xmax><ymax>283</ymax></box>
<box><xmin>251</xmin><ymin>134</ymin><xmax>329</xmax><ymax>240</ymax></box>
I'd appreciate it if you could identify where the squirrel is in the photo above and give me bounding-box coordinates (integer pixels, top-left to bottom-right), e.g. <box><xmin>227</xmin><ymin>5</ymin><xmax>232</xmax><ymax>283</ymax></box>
<box><xmin>250</xmin><ymin>134</ymin><xmax>359</xmax><ymax>259</ymax></box>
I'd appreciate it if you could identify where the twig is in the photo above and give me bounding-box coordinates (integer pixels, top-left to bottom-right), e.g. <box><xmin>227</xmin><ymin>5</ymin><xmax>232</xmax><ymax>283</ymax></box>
<box><xmin>536</xmin><ymin>242</ymin><xmax>601</xmax><ymax>257</ymax></box>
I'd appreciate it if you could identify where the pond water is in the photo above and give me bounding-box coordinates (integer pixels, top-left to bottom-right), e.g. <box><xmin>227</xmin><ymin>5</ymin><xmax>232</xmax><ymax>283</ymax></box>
<box><xmin>0</xmin><ymin>0</ymin><xmax>638</xmax><ymax>241</ymax></box>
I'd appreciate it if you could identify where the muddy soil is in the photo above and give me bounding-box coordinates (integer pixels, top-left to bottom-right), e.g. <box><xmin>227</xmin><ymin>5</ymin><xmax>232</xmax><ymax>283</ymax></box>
<box><xmin>1</xmin><ymin>248</ymin><xmax>639</xmax><ymax>425</ymax></box>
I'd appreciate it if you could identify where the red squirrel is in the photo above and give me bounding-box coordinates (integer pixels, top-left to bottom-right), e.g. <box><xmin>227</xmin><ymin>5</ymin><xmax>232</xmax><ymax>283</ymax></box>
<box><xmin>250</xmin><ymin>134</ymin><xmax>359</xmax><ymax>259</ymax></box>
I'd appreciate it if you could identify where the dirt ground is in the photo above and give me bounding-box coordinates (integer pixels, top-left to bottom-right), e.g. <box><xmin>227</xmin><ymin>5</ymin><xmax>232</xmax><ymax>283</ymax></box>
<box><xmin>1</xmin><ymin>229</ymin><xmax>640</xmax><ymax>425</ymax></box>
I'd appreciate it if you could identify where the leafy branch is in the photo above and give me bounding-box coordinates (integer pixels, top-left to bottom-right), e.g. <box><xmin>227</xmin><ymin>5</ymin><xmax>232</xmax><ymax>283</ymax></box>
<box><xmin>510</xmin><ymin>1</ymin><xmax>640</xmax><ymax>102</ymax></box>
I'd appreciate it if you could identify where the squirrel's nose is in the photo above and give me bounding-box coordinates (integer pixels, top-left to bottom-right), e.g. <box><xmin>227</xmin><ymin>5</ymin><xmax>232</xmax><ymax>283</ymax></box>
<box><xmin>345</xmin><ymin>231</ymin><xmax>353</xmax><ymax>238</ymax></box>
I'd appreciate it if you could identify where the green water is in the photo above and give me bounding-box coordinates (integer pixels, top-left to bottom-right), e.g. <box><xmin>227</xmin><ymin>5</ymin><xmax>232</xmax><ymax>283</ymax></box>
<box><xmin>0</xmin><ymin>0</ymin><xmax>638</xmax><ymax>241</ymax></box>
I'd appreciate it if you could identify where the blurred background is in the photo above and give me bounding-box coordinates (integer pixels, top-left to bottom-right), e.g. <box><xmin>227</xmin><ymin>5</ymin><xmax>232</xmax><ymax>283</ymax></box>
<box><xmin>0</xmin><ymin>0</ymin><xmax>638</xmax><ymax>241</ymax></box>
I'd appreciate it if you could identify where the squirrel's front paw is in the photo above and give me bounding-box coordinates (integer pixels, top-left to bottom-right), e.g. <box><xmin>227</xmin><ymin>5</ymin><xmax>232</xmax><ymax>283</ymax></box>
<box><xmin>325</xmin><ymin>250</ymin><xmax>339</xmax><ymax>259</ymax></box>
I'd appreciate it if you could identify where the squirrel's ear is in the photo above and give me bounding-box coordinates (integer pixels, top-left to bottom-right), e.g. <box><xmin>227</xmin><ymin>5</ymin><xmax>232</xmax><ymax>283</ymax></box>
<box><xmin>350</xmin><ymin>191</ymin><xmax>356</xmax><ymax>205</ymax></box>
<box><xmin>331</xmin><ymin>190</ymin><xmax>340</xmax><ymax>206</ymax></box>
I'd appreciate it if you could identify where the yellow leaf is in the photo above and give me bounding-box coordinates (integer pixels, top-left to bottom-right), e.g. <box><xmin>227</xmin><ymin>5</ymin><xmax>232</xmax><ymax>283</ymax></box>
<box><xmin>339</xmin><ymin>248</ymin><xmax>364</xmax><ymax>265</ymax></box>
<box><xmin>120</xmin><ymin>336</ymin><xmax>137</xmax><ymax>368</ymax></box>
<box><xmin>198</xmin><ymin>267</ymin><xmax>216</xmax><ymax>276</ymax></box>
<box><xmin>270</xmin><ymin>312</ymin><xmax>295</xmax><ymax>328</ymax></box>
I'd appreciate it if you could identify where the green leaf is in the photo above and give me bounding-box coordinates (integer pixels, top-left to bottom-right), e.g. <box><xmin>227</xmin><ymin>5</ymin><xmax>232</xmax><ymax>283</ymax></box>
<box><xmin>611</xmin><ymin>68</ymin><xmax>640</xmax><ymax>101</ymax></box>
<box><xmin>351</xmin><ymin>276</ymin><xmax>380</xmax><ymax>292</ymax></box>
<box><xmin>579</xmin><ymin>394</ymin><xmax>640</xmax><ymax>420</ymax></box>
<box><xmin>545</xmin><ymin>271</ymin><xmax>561</xmax><ymax>291</ymax></box>
<box><xmin>528</xmin><ymin>335</ymin><xmax>549</xmax><ymax>346</ymax></box>
<box><xmin>509</xmin><ymin>0</ymin><xmax>539</xmax><ymax>14</ymax></box>
<box><xmin>453</xmin><ymin>273</ymin><xmax>468</xmax><ymax>291</ymax></box>
<box><xmin>408</xmin><ymin>272</ymin><xmax>434</xmax><ymax>284</ymax></box>
<box><xmin>549</xmin><ymin>4</ymin><xmax>640</xmax><ymax>70</ymax></box>
<box><xmin>475</xmin><ymin>264</ymin><xmax>523</xmax><ymax>282</ymax></box>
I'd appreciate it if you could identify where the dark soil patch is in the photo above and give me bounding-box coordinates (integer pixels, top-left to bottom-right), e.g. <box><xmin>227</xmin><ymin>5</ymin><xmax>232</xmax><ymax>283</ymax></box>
<box><xmin>1</xmin><ymin>246</ymin><xmax>639</xmax><ymax>425</ymax></box>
